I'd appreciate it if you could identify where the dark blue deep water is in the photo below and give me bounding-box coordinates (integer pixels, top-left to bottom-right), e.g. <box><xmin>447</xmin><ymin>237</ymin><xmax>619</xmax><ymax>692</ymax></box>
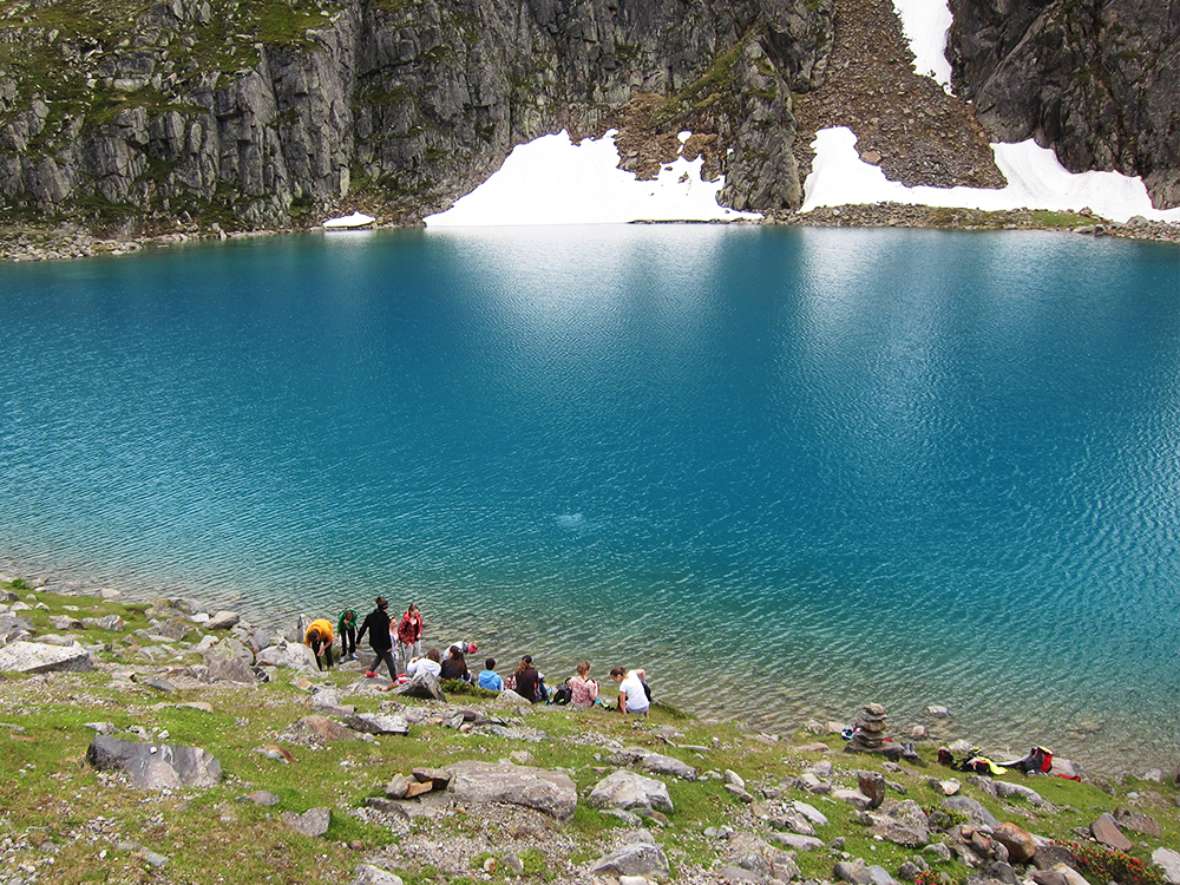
<box><xmin>2</xmin><ymin>225</ymin><xmax>1179</xmax><ymax>764</ymax></box>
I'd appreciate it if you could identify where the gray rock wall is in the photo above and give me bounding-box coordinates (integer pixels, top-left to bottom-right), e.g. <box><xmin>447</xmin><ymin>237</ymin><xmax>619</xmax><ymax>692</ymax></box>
<box><xmin>947</xmin><ymin>0</ymin><xmax>1180</xmax><ymax>209</ymax></box>
<box><xmin>0</xmin><ymin>0</ymin><xmax>835</xmax><ymax>229</ymax></box>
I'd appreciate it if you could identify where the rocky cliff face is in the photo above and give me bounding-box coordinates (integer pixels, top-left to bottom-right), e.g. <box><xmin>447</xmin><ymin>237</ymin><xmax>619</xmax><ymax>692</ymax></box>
<box><xmin>948</xmin><ymin>0</ymin><xmax>1180</xmax><ymax>209</ymax></box>
<box><xmin>0</xmin><ymin>0</ymin><xmax>834</xmax><ymax>230</ymax></box>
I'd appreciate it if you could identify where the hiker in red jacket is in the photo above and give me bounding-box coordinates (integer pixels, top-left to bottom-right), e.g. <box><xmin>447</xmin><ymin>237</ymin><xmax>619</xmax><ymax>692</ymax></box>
<box><xmin>395</xmin><ymin>602</ymin><xmax>424</xmax><ymax>676</ymax></box>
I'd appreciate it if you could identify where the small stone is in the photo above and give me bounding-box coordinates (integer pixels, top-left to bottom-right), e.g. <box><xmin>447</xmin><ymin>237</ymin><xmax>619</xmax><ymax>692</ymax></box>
<box><xmin>993</xmin><ymin>822</ymin><xmax>1037</xmax><ymax>864</ymax></box>
<box><xmin>139</xmin><ymin>849</ymin><xmax>168</xmax><ymax>868</ymax></box>
<box><xmin>926</xmin><ymin>705</ymin><xmax>950</xmax><ymax>718</ymax></box>
<box><xmin>245</xmin><ymin>791</ymin><xmax>280</xmax><ymax>806</ymax></box>
<box><xmin>724</xmin><ymin>769</ymin><xmax>746</xmax><ymax>790</ymax></box>
<box><xmin>350</xmin><ymin>863</ymin><xmax>404</xmax><ymax>885</ymax></box>
<box><xmin>1090</xmin><ymin>812</ymin><xmax>1131</xmax><ymax>851</ymax></box>
<box><xmin>858</xmin><ymin>772</ymin><xmax>886</xmax><ymax>809</ymax></box>
<box><xmin>282</xmin><ymin>807</ymin><xmax>330</xmax><ymax>837</ymax></box>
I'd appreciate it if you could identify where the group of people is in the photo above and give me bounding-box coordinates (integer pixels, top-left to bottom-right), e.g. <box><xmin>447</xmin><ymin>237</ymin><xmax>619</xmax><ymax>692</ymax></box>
<box><xmin>302</xmin><ymin>596</ymin><xmax>652</xmax><ymax>715</ymax></box>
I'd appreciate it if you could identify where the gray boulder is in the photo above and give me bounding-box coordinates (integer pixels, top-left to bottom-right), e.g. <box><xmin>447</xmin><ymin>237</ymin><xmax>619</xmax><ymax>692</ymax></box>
<box><xmin>86</xmin><ymin>735</ymin><xmax>222</xmax><ymax>790</ymax></box>
<box><xmin>943</xmin><ymin>795</ymin><xmax>999</xmax><ymax>828</ymax></box>
<box><xmin>0</xmin><ymin>614</ymin><xmax>32</xmax><ymax>644</ymax></box>
<box><xmin>836</xmin><ymin>859</ymin><xmax>899</xmax><ymax>885</ymax></box>
<box><xmin>351</xmin><ymin>866</ymin><xmax>404</xmax><ymax>885</ymax></box>
<box><xmin>345</xmin><ymin>713</ymin><xmax>409</xmax><ymax>736</ymax></box>
<box><xmin>1153</xmin><ymin>848</ymin><xmax>1180</xmax><ymax>885</ymax></box>
<box><xmin>395</xmin><ymin>671</ymin><xmax>445</xmax><ymax>702</ymax></box>
<box><xmin>282</xmin><ymin>807</ymin><xmax>330</xmax><ymax>837</ymax></box>
<box><xmin>994</xmin><ymin>780</ymin><xmax>1045</xmax><ymax>806</ymax></box>
<box><xmin>446</xmin><ymin>761</ymin><xmax>577</xmax><ymax>820</ymax></box>
<box><xmin>83</xmin><ymin>614</ymin><xmax>124</xmax><ymax>631</ymax></box>
<box><xmin>203</xmin><ymin>638</ymin><xmax>256</xmax><ymax>684</ymax></box>
<box><xmin>869</xmin><ymin>800</ymin><xmax>930</xmax><ymax>847</ymax></box>
<box><xmin>588</xmin><ymin>769</ymin><xmax>673</xmax><ymax>814</ymax></box>
<box><xmin>0</xmin><ymin>640</ymin><xmax>93</xmax><ymax>674</ymax></box>
<box><xmin>792</xmin><ymin>800</ymin><xmax>830</xmax><ymax>827</ymax></box>
<box><xmin>50</xmin><ymin>614</ymin><xmax>83</xmax><ymax>630</ymax></box>
<box><xmin>257</xmin><ymin>640</ymin><xmax>318</xmax><ymax>672</ymax></box>
<box><xmin>722</xmin><ymin>833</ymin><xmax>800</xmax><ymax>882</ymax></box>
<box><xmin>206</xmin><ymin>610</ymin><xmax>240</xmax><ymax>630</ymax></box>
<box><xmin>612</xmin><ymin>746</ymin><xmax>698</xmax><ymax>781</ymax></box>
<box><xmin>772</xmin><ymin>832</ymin><xmax>825</xmax><ymax>851</ymax></box>
<box><xmin>588</xmin><ymin>835</ymin><xmax>669</xmax><ymax>879</ymax></box>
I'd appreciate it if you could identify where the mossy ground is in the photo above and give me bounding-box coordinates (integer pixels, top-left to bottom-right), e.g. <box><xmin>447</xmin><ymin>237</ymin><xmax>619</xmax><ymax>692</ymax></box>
<box><xmin>1</xmin><ymin>578</ymin><xmax>1178</xmax><ymax>883</ymax></box>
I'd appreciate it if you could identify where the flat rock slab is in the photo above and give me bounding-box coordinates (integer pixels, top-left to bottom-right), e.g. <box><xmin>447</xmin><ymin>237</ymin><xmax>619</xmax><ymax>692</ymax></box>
<box><xmin>244</xmin><ymin>791</ymin><xmax>280</xmax><ymax>806</ymax></box>
<box><xmin>351</xmin><ymin>865</ymin><xmax>405</xmax><ymax>885</ymax></box>
<box><xmin>206</xmin><ymin>611</ymin><xmax>241</xmax><ymax>630</ymax></box>
<box><xmin>1091</xmin><ymin>812</ymin><xmax>1132</xmax><ymax>851</ymax></box>
<box><xmin>446</xmin><ymin>761</ymin><xmax>577</xmax><ymax>821</ymax></box>
<box><xmin>588</xmin><ymin>839</ymin><xmax>669</xmax><ymax>879</ymax></box>
<box><xmin>792</xmin><ymin>800</ymin><xmax>829</xmax><ymax>827</ymax></box>
<box><xmin>0</xmin><ymin>640</ymin><xmax>93</xmax><ymax>674</ymax></box>
<box><xmin>612</xmin><ymin>747</ymin><xmax>698</xmax><ymax>781</ymax></box>
<box><xmin>943</xmin><ymin>795</ymin><xmax>999</xmax><ymax>828</ymax></box>
<box><xmin>283</xmin><ymin>807</ymin><xmax>330</xmax><ymax>837</ymax></box>
<box><xmin>1153</xmin><ymin>848</ymin><xmax>1180</xmax><ymax>885</ymax></box>
<box><xmin>771</xmin><ymin>832</ymin><xmax>826</xmax><ymax>851</ymax></box>
<box><xmin>994</xmin><ymin>780</ymin><xmax>1046</xmax><ymax>806</ymax></box>
<box><xmin>589</xmin><ymin>769</ymin><xmax>673</xmax><ymax>814</ymax></box>
<box><xmin>87</xmin><ymin>735</ymin><xmax>222</xmax><ymax>790</ymax></box>
<box><xmin>345</xmin><ymin>713</ymin><xmax>409</xmax><ymax>736</ymax></box>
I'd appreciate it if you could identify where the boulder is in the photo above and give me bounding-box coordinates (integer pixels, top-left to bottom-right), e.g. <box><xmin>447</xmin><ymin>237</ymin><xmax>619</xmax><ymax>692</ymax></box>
<box><xmin>206</xmin><ymin>611</ymin><xmax>240</xmax><ymax>630</ymax></box>
<box><xmin>771</xmin><ymin>809</ymin><xmax>816</xmax><ymax>836</ymax></box>
<box><xmin>792</xmin><ymin>800</ymin><xmax>829</xmax><ymax>827</ymax></box>
<box><xmin>833</xmin><ymin>788</ymin><xmax>873</xmax><ymax>810</ymax></box>
<box><xmin>345</xmin><ymin>713</ymin><xmax>409</xmax><ymax>736</ymax></box>
<box><xmin>994</xmin><ymin>780</ymin><xmax>1045</xmax><ymax>806</ymax></box>
<box><xmin>83</xmin><ymin>614</ymin><xmax>124</xmax><ymax>631</ymax></box>
<box><xmin>588</xmin><ymin>834</ymin><xmax>669</xmax><ymax>879</ymax></box>
<box><xmin>0</xmin><ymin>640</ymin><xmax>93</xmax><ymax>674</ymax></box>
<box><xmin>868</xmin><ymin>800</ymin><xmax>930</xmax><ymax>847</ymax></box>
<box><xmin>86</xmin><ymin>735</ymin><xmax>222</xmax><ymax>790</ymax></box>
<box><xmin>836</xmin><ymin>859</ymin><xmax>898</xmax><ymax>885</ymax></box>
<box><xmin>1114</xmin><ymin>807</ymin><xmax>1161</xmax><ymax>836</ymax></box>
<box><xmin>50</xmin><ymin>614</ymin><xmax>83</xmax><ymax>630</ymax></box>
<box><xmin>589</xmin><ymin>769</ymin><xmax>673</xmax><ymax>814</ymax></box>
<box><xmin>446</xmin><ymin>761</ymin><xmax>577</xmax><ymax>820</ymax></box>
<box><xmin>859</xmin><ymin>772</ymin><xmax>886</xmax><ymax>809</ymax></box>
<box><xmin>1090</xmin><ymin>813</ymin><xmax>1131</xmax><ymax>851</ymax></box>
<box><xmin>282</xmin><ymin>807</ymin><xmax>330</xmax><ymax>837</ymax></box>
<box><xmin>203</xmin><ymin>638</ymin><xmax>256</xmax><ymax>684</ymax></box>
<box><xmin>0</xmin><ymin>613</ymin><xmax>32</xmax><ymax>644</ymax></box>
<box><xmin>1152</xmin><ymin>848</ymin><xmax>1180</xmax><ymax>885</ymax></box>
<box><xmin>289</xmin><ymin>715</ymin><xmax>356</xmax><ymax>743</ymax></box>
<box><xmin>395</xmin><ymin>671</ymin><xmax>445</xmax><ymax>702</ymax></box>
<box><xmin>943</xmin><ymin>795</ymin><xmax>999</xmax><ymax>828</ymax></box>
<box><xmin>993</xmin><ymin>822</ymin><xmax>1036</xmax><ymax>864</ymax></box>
<box><xmin>772</xmin><ymin>832</ymin><xmax>825</xmax><ymax>851</ymax></box>
<box><xmin>257</xmin><ymin>640</ymin><xmax>318</xmax><ymax>672</ymax></box>
<box><xmin>722</xmin><ymin>833</ymin><xmax>800</xmax><ymax>882</ymax></box>
<box><xmin>494</xmin><ymin>689</ymin><xmax>532</xmax><ymax>709</ymax></box>
<box><xmin>351</xmin><ymin>865</ymin><xmax>404</xmax><ymax>885</ymax></box>
<box><xmin>244</xmin><ymin>791</ymin><xmax>280</xmax><ymax>806</ymax></box>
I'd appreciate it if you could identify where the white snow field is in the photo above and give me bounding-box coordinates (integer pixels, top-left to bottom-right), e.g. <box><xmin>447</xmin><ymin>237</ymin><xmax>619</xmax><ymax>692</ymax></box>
<box><xmin>801</xmin><ymin>127</ymin><xmax>1180</xmax><ymax>224</ymax></box>
<box><xmin>892</xmin><ymin>0</ymin><xmax>954</xmax><ymax>88</ymax></box>
<box><xmin>424</xmin><ymin>130</ymin><xmax>760</xmax><ymax>227</ymax></box>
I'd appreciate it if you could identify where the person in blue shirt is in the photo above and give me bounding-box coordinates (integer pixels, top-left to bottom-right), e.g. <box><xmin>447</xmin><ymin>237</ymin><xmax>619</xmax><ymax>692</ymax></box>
<box><xmin>477</xmin><ymin>658</ymin><xmax>503</xmax><ymax>692</ymax></box>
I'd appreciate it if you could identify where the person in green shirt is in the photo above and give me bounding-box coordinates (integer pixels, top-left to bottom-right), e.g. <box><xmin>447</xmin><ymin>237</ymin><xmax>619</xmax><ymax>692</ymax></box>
<box><xmin>337</xmin><ymin>608</ymin><xmax>359</xmax><ymax>662</ymax></box>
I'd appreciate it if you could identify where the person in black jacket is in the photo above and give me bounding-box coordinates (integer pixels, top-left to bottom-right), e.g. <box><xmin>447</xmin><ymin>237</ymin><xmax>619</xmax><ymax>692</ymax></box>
<box><xmin>357</xmin><ymin>596</ymin><xmax>396</xmax><ymax>679</ymax></box>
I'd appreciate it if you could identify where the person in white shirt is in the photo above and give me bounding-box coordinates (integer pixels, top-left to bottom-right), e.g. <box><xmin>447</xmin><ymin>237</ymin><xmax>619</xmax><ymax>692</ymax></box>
<box><xmin>406</xmin><ymin>647</ymin><xmax>442</xmax><ymax>678</ymax></box>
<box><xmin>610</xmin><ymin>667</ymin><xmax>650</xmax><ymax>716</ymax></box>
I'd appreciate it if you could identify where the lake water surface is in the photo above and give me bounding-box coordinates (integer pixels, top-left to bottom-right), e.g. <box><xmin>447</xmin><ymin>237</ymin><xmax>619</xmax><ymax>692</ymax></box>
<box><xmin>2</xmin><ymin>225</ymin><xmax>1179</xmax><ymax>767</ymax></box>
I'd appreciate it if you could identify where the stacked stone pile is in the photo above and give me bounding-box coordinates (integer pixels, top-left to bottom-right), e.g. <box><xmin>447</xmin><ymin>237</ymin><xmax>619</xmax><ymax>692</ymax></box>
<box><xmin>847</xmin><ymin>702</ymin><xmax>888</xmax><ymax>753</ymax></box>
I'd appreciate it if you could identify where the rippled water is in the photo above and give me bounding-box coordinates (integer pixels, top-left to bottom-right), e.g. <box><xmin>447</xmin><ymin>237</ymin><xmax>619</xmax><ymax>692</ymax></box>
<box><xmin>2</xmin><ymin>226</ymin><xmax>1179</xmax><ymax>768</ymax></box>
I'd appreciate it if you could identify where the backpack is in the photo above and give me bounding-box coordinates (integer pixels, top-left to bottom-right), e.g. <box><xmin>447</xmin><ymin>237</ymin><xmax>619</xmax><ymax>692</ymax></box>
<box><xmin>551</xmin><ymin>683</ymin><xmax>572</xmax><ymax>705</ymax></box>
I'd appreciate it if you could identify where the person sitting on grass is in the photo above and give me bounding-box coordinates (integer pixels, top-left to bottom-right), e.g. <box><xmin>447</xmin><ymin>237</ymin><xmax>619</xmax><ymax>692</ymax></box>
<box><xmin>477</xmin><ymin>658</ymin><xmax>503</xmax><ymax>692</ymax></box>
<box><xmin>304</xmin><ymin>618</ymin><xmax>335</xmax><ymax>671</ymax></box>
<box><xmin>513</xmin><ymin>655</ymin><xmax>544</xmax><ymax>703</ymax></box>
<box><xmin>406</xmin><ymin>647</ymin><xmax>442</xmax><ymax>679</ymax></box>
<box><xmin>568</xmin><ymin>660</ymin><xmax>599</xmax><ymax>708</ymax></box>
<box><xmin>440</xmin><ymin>647</ymin><xmax>470</xmax><ymax>682</ymax></box>
<box><xmin>610</xmin><ymin>666</ymin><xmax>650</xmax><ymax>716</ymax></box>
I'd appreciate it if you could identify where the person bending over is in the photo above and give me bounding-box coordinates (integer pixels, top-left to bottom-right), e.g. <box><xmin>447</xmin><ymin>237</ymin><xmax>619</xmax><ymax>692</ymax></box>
<box><xmin>304</xmin><ymin>619</ymin><xmax>335</xmax><ymax>671</ymax></box>
<box><xmin>477</xmin><ymin>658</ymin><xmax>503</xmax><ymax>691</ymax></box>
<box><xmin>337</xmin><ymin>608</ymin><xmax>358</xmax><ymax>661</ymax></box>
<box><xmin>406</xmin><ymin>647</ymin><xmax>442</xmax><ymax>679</ymax></box>
<box><xmin>357</xmin><ymin>596</ymin><xmax>396</xmax><ymax>679</ymax></box>
<box><xmin>610</xmin><ymin>667</ymin><xmax>650</xmax><ymax>716</ymax></box>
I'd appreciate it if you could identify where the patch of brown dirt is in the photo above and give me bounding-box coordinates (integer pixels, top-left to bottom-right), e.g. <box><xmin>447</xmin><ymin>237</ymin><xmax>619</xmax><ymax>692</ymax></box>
<box><xmin>792</xmin><ymin>0</ymin><xmax>1004</xmax><ymax>190</ymax></box>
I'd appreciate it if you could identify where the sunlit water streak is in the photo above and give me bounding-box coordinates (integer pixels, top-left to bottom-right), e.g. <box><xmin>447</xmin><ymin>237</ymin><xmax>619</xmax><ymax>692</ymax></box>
<box><xmin>2</xmin><ymin>225</ymin><xmax>1179</xmax><ymax>770</ymax></box>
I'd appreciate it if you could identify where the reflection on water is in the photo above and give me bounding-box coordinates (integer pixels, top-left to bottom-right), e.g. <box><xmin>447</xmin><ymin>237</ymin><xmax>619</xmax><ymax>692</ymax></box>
<box><xmin>2</xmin><ymin>225</ymin><xmax>1180</xmax><ymax>769</ymax></box>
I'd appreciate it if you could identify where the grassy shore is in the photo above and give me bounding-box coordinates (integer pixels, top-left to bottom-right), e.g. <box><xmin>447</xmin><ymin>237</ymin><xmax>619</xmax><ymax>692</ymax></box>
<box><xmin>1</xmin><ymin>578</ymin><xmax>1178</xmax><ymax>884</ymax></box>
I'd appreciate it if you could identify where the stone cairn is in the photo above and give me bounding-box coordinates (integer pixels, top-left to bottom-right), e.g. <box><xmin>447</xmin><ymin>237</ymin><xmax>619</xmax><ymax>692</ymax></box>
<box><xmin>846</xmin><ymin>702</ymin><xmax>888</xmax><ymax>753</ymax></box>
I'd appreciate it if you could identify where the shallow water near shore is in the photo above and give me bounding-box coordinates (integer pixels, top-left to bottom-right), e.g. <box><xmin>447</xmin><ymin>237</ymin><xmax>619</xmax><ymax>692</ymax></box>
<box><xmin>2</xmin><ymin>225</ymin><xmax>1179</xmax><ymax>769</ymax></box>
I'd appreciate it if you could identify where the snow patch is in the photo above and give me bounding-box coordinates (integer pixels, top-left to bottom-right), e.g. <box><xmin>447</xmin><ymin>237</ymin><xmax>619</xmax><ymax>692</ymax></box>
<box><xmin>424</xmin><ymin>130</ymin><xmax>760</xmax><ymax>227</ymax></box>
<box><xmin>801</xmin><ymin>126</ymin><xmax>1180</xmax><ymax>224</ymax></box>
<box><xmin>892</xmin><ymin>0</ymin><xmax>954</xmax><ymax>89</ymax></box>
<box><xmin>323</xmin><ymin>211</ymin><xmax>376</xmax><ymax>230</ymax></box>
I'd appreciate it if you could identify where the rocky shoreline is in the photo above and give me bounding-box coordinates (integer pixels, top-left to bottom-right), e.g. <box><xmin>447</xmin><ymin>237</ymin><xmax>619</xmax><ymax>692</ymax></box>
<box><xmin>1</xmin><ymin>207</ymin><xmax>1177</xmax><ymax>263</ymax></box>
<box><xmin>2</xmin><ymin>577</ymin><xmax>1180</xmax><ymax>884</ymax></box>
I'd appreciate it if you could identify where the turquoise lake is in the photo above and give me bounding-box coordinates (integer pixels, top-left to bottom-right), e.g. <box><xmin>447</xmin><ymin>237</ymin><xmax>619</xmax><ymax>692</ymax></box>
<box><xmin>2</xmin><ymin>225</ymin><xmax>1179</xmax><ymax>766</ymax></box>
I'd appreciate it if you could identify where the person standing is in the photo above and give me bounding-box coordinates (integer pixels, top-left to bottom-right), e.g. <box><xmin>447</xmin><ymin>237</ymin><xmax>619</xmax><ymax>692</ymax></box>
<box><xmin>357</xmin><ymin>597</ymin><xmax>396</xmax><ymax>679</ymax></box>
<box><xmin>395</xmin><ymin>602</ymin><xmax>424</xmax><ymax>675</ymax></box>
<box><xmin>337</xmin><ymin>607</ymin><xmax>359</xmax><ymax>661</ymax></box>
